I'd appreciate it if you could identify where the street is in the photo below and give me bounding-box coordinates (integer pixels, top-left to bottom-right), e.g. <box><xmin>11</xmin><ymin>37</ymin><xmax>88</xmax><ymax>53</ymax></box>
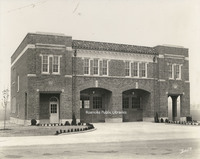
<box><xmin>0</xmin><ymin>122</ymin><xmax>200</xmax><ymax>158</ymax></box>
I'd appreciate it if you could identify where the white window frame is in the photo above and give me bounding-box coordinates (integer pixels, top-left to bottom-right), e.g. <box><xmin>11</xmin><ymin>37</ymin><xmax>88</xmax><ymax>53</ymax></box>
<box><xmin>141</xmin><ymin>62</ymin><xmax>147</xmax><ymax>78</ymax></box>
<box><xmin>83</xmin><ymin>58</ymin><xmax>90</xmax><ymax>75</ymax></box>
<box><xmin>41</xmin><ymin>55</ymin><xmax>50</xmax><ymax>74</ymax></box>
<box><xmin>133</xmin><ymin>62</ymin><xmax>139</xmax><ymax>77</ymax></box>
<box><xmin>125</xmin><ymin>61</ymin><xmax>131</xmax><ymax>77</ymax></box>
<box><xmin>102</xmin><ymin>59</ymin><xmax>108</xmax><ymax>76</ymax></box>
<box><xmin>93</xmin><ymin>59</ymin><xmax>99</xmax><ymax>75</ymax></box>
<box><xmin>52</xmin><ymin>55</ymin><xmax>61</xmax><ymax>74</ymax></box>
<box><xmin>175</xmin><ymin>64</ymin><xmax>182</xmax><ymax>80</ymax></box>
<box><xmin>169</xmin><ymin>63</ymin><xmax>174</xmax><ymax>79</ymax></box>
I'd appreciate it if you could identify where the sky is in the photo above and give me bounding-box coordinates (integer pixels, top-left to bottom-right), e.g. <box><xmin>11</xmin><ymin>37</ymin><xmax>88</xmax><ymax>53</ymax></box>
<box><xmin>0</xmin><ymin>0</ymin><xmax>200</xmax><ymax>105</ymax></box>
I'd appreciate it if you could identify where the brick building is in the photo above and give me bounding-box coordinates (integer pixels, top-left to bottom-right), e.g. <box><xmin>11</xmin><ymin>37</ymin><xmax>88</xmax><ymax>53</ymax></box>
<box><xmin>10</xmin><ymin>33</ymin><xmax>190</xmax><ymax>125</ymax></box>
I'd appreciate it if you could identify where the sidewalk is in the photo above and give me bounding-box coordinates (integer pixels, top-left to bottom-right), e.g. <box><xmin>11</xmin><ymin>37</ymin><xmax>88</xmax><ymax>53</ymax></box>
<box><xmin>1</xmin><ymin>122</ymin><xmax>200</xmax><ymax>147</ymax></box>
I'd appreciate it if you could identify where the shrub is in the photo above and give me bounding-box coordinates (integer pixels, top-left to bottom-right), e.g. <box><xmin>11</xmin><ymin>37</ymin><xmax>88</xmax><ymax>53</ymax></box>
<box><xmin>65</xmin><ymin>121</ymin><xmax>70</xmax><ymax>126</ymax></box>
<box><xmin>71</xmin><ymin>113</ymin><xmax>77</xmax><ymax>125</ymax></box>
<box><xmin>78</xmin><ymin>122</ymin><xmax>81</xmax><ymax>125</ymax></box>
<box><xmin>55</xmin><ymin>131</ymin><xmax>59</xmax><ymax>135</ymax></box>
<box><xmin>160</xmin><ymin>118</ymin><xmax>164</xmax><ymax>123</ymax></box>
<box><xmin>165</xmin><ymin>119</ymin><xmax>169</xmax><ymax>123</ymax></box>
<box><xmin>154</xmin><ymin>112</ymin><xmax>159</xmax><ymax>123</ymax></box>
<box><xmin>31</xmin><ymin>119</ymin><xmax>37</xmax><ymax>126</ymax></box>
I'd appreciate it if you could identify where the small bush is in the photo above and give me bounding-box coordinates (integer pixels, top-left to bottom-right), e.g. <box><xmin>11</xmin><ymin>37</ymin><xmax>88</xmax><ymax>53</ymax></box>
<box><xmin>55</xmin><ymin>131</ymin><xmax>59</xmax><ymax>135</ymax></box>
<box><xmin>154</xmin><ymin>112</ymin><xmax>159</xmax><ymax>123</ymax></box>
<box><xmin>160</xmin><ymin>118</ymin><xmax>164</xmax><ymax>123</ymax></box>
<box><xmin>31</xmin><ymin>119</ymin><xmax>37</xmax><ymax>126</ymax></box>
<box><xmin>78</xmin><ymin>122</ymin><xmax>81</xmax><ymax>125</ymax></box>
<box><xmin>71</xmin><ymin>113</ymin><xmax>77</xmax><ymax>125</ymax></box>
<box><xmin>165</xmin><ymin>119</ymin><xmax>169</xmax><ymax>123</ymax></box>
<box><xmin>65</xmin><ymin>121</ymin><xmax>70</xmax><ymax>126</ymax></box>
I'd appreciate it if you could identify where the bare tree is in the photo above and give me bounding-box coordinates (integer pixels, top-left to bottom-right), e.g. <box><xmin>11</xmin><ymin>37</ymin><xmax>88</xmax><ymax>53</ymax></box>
<box><xmin>2</xmin><ymin>89</ymin><xmax>9</xmax><ymax>130</ymax></box>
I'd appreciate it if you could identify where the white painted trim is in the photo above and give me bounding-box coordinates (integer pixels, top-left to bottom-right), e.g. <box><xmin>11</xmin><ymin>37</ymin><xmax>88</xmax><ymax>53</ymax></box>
<box><xmin>66</xmin><ymin>47</ymin><xmax>72</xmax><ymax>51</ymax></box>
<box><xmin>77</xmin><ymin>49</ymin><xmax>154</xmax><ymax>63</ymax></box>
<box><xmin>65</xmin><ymin>75</ymin><xmax>72</xmax><ymax>78</ymax></box>
<box><xmin>165</xmin><ymin>54</ymin><xmax>185</xmax><ymax>59</ymax></box>
<box><xmin>36</xmin><ymin>43</ymin><xmax>65</xmax><ymax>48</ymax></box>
<box><xmin>11</xmin><ymin>44</ymin><xmax>35</xmax><ymax>67</ymax></box>
<box><xmin>76</xmin><ymin>74</ymin><xmax>155</xmax><ymax>80</ymax></box>
<box><xmin>158</xmin><ymin>54</ymin><xmax>164</xmax><ymax>58</ymax></box>
<box><xmin>27</xmin><ymin>74</ymin><xmax>37</xmax><ymax>77</ymax></box>
<box><xmin>185</xmin><ymin>57</ymin><xmax>189</xmax><ymax>61</ymax></box>
<box><xmin>158</xmin><ymin>79</ymin><xmax>166</xmax><ymax>82</ymax></box>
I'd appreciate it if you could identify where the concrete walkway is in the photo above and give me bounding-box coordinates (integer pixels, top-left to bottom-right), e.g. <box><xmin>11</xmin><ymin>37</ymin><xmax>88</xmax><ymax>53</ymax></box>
<box><xmin>0</xmin><ymin>122</ymin><xmax>200</xmax><ymax>147</ymax></box>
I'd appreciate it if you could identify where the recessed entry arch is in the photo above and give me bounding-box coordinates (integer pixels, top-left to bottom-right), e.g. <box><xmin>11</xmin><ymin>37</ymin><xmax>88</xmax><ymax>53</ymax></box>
<box><xmin>80</xmin><ymin>87</ymin><xmax>112</xmax><ymax>123</ymax></box>
<box><xmin>122</xmin><ymin>89</ymin><xmax>151</xmax><ymax>122</ymax></box>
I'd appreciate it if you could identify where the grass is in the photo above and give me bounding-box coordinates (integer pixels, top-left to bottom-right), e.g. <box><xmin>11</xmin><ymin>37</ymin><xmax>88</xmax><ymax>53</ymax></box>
<box><xmin>0</xmin><ymin>121</ymin><xmax>88</xmax><ymax>137</ymax></box>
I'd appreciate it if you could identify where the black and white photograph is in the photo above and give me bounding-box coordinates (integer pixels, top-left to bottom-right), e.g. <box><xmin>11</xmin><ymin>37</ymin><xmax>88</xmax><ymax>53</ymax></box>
<box><xmin>0</xmin><ymin>0</ymin><xmax>200</xmax><ymax>158</ymax></box>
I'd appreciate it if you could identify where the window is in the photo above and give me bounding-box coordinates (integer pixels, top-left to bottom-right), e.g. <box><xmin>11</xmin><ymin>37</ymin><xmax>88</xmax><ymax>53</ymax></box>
<box><xmin>123</xmin><ymin>97</ymin><xmax>129</xmax><ymax>109</ymax></box>
<box><xmin>141</xmin><ymin>63</ymin><xmax>147</xmax><ymax>77</ymax></box>
<box><xmin>175</xmin><ymin>65</ymin><xmax>181</xmax><ymax>79</ymax></box>
<box><xmin>102</xmin><ymin>60</ymin><xmax>108</xmax><ymax>75</ymax></box>
<box><xmin>133</xmin><ymin>62</ymin><xmax>139</xmax><ymax>77</ymax></box>
<box><xmin>84</xmin><ymin>59</ymin><xmax>90</xmax><ymax>75</ymax></box>
<box><xmin>125</xmin><ymin>61</ymin><xmax>130</xmax><ymax>76</ymax></box>
<box><xmin>52</xmin><ymin>56</ymin><xmax>59</xmax><ymax>74</ymax></box>
<box><xmin>132</xmin><ymin>97</ymin><xmax>140</xmax><ymax>108</ymax></box>
<box><xmin>42</xmin><ymin>55</ymin><xmax>49</xmax><ymax>73</ymax></box>
<box><xmin>169</xmin><ymin>63</ymin><xmax>173</xmax><ymax>79</ymax></box>
<box><xmin>93</xmin><ymin>96</ymin><xmax>102</xmax><ymax>109</ymax></box>
<box><xmin>93</xmin><ymin>59</ymin><xmax>99</xmax><ymax>75</ymax></box>
<box><xmin>17</xmin><ymin>75</ymin><xmax>19</xmax><ymax>92</ymax></box>
<box><xmin>50</xmin><ymin>104</ymin><xmax>57</xmax><ymax>113</ymax></box>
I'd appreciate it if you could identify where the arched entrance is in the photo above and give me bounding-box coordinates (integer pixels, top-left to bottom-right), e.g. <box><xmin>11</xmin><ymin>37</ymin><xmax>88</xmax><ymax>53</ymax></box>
<box><xmin>168</xmin><ymin>95</ymin><xmax>181</xmax><ymax>121</ymax></box>
<box><xmin>122</xmin><ymin>89</ymin><xmax>150</xmax><ymax>122</ymax></box>
<box><xmin>80</xmin><ymin>88</ymin><xmax>112</xmax><ymax>123</ymax></box>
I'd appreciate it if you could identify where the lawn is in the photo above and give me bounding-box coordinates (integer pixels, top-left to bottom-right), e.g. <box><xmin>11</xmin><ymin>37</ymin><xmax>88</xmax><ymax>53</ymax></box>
<box><xmin>0</xmin><ymin>121</ymin><xmax>88</xmax><ymax>137</ymax></box>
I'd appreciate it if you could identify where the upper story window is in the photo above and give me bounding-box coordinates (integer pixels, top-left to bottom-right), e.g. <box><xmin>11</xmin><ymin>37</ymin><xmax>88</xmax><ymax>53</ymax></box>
<box><xmin>141</xmin><ymin>62</ymin><xmax>147</xmax><ymax>77</ymax></box>
<box><xmin>169</xmin><ymin>63</ymin><xmax>181</xmax><ymax>80</ymax></box>
<box><xmin>102</xmin><ymin>60</ymin><xmax>108</xmax><ymax>75</ymax></box>
<box><xmin>169</xmin><ymin>63</ymin><xmax>173</xmax><ymax>79</ymax></box>
<box><xmin>84</xmin><ymin>58</ymin><xmax>90</xmax><ymax>75</ymax></box>
<box><xmin>42</xmin><ymin>55</ymin><xmax>49</xmax><ymax>73</ymax></box>
<box><xmin>93</xmin><ymin>59</ymin><xmax>99</xmax><ymax>75</ymax></box>
<box><xmin>52</xmin><ymin>56</ymin><xmax>60</xmax><ymax>74</ymax></box>
<box><xmin>133</xmin><ymin>62</ymin><xmax>139</xmax><ymax>77</ymax></box>
<box><xmin>125</xmin><ymin>61</ymin><xmax>131</xmax><ymax>77</ymax></box>
<box><xmin>175</xmin><ymin>64</ymin><xmax>181</xmax><ymax>80</ymax></box>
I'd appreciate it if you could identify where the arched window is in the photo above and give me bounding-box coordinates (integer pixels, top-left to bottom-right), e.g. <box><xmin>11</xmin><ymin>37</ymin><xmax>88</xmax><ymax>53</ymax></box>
<box><xmin>49</xmin><ymin>97</ymin><xmax>58</xmax><ymax>102</ymax></box>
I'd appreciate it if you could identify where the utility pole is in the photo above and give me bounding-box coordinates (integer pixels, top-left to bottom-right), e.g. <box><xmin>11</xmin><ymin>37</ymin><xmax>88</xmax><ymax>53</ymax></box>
<box><xmin>72</xmin><ymin>49</ymin><xmax>77</xmax><ymax>125</ymax></box>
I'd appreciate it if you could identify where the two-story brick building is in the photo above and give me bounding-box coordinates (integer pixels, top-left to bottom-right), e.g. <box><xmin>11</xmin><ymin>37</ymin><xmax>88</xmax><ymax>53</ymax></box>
<box><xmin>10</xmin><ymin>33</ymin><xmax>190</xmax><ymax>125</ymax></box>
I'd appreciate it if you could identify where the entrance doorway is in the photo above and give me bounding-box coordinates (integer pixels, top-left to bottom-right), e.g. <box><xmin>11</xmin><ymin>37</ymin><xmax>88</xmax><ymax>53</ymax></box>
<box><xmin>168</xmin><ymin>95</ymin><xmax>181</xmax><ymax>121</ymax></box>
<box><xmin>49</xmin><ymin>97</ymin><xmax>59</xmax><ymax>123</ymax></box>
<box><xmin>80</xmin><ymin>88</ymin><xmax>112</xmax><ymax>123</ymax></box>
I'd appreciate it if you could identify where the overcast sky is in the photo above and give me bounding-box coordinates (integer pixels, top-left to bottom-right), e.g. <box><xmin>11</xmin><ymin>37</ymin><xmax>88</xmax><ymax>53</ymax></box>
<box><xmin>0</xmin><ymin>0</ymin><xmax>200</xmax><ymax>105</ymax></box>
